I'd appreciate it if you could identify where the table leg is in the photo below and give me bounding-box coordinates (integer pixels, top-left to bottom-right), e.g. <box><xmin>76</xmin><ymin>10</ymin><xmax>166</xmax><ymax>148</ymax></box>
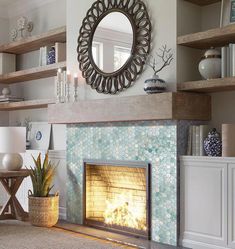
<box><xmin>0</xmin><ymin>177</ymin><xmax>28</xmax><ymax>221</ymax></box>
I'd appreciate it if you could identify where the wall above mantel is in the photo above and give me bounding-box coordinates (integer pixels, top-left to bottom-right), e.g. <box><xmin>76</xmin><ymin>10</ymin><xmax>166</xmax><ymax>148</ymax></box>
<box><xmin>48</xmin><ymin>92</ymin><xmax>211</xmax><ymax>124</ymax></box>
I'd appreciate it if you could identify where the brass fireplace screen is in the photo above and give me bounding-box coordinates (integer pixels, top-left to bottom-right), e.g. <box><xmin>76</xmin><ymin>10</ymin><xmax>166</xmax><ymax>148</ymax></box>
<box><xmin>83</xmin><ymin>160</ymin><xmax>151</xmax><ymax>239</ymax></box>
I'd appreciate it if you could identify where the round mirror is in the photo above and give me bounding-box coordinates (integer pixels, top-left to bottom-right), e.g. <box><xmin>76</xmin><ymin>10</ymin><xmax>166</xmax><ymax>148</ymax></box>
<box><xmin>92</xmin><ymin>12</ymin><xmax>133</xmax><ymax>74</ymax></box>
<box><xmin>77</xmin><ymin>0</ymin><xmax>151</xmax><ymax>94</ymax></box>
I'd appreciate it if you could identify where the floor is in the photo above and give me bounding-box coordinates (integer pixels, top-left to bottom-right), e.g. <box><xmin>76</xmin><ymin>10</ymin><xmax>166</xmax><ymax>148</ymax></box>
<box><xmin>0</xmin><ymin>220</ymin><xmax>133</xmax><ymax>249</ymax></box>
<box><xmin>0</xmin><ymin>220</ymin><xmax>188</xmax><ymax>249</ymax></box>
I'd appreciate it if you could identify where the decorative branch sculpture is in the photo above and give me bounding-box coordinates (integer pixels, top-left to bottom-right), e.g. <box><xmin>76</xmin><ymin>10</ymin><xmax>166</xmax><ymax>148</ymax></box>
<box><xmin>146</xmin><ymin>45</ymin><xmax>173</xmax><ymax>75</ymax></box>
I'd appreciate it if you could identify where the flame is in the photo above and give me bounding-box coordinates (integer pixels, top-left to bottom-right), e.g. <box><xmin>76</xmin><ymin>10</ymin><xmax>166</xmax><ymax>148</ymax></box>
<box><xmin>103</xmin><ymin>193</ymin><xmax>147</xmax><ymax>231</ymax></box>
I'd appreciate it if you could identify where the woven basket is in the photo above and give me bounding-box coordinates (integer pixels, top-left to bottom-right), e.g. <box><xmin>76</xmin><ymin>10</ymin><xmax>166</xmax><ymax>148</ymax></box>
<box><xmin>28</xmin><ymin>191</ymin><xmax>59</xmax><ymax>228</ymax></box>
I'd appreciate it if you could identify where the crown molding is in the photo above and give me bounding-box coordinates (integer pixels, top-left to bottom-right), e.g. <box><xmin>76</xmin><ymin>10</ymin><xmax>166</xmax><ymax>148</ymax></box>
<box><xmin>7</xmin><ymin>0</ymin><xmax>58</xmax><ymax>18</ymax></box>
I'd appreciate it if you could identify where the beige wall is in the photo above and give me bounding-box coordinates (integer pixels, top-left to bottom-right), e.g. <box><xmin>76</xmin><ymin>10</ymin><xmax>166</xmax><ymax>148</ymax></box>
<box><xmin>0</xmin><ymin>17</ymin><xmax>10</xmax><ymax>126</ymax></box>
<box><xmin>67</xmin><ymin>0</ymin><xmax>177</xmax><ymax>99</ymax></box>
<box><xmin>0</xmin><ymin>17</ymin><xmax>9</xmax><ymax>44</ymax></box>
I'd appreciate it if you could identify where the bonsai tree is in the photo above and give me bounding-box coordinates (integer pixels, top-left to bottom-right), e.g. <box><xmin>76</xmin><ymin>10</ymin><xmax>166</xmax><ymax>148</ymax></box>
<box><xmin>29</xmin><ymin>152</ymin><xmax>57</xmax><ymax>197</ymax></box>
<box><xmin>146</xmin><ymin>45</ymin><xmax>174</xmax><ymax>76</ymax></box>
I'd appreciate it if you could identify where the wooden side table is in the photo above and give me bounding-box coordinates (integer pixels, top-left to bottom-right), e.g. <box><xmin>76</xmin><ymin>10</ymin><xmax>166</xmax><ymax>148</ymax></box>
<box><xmin>0</xmin><ymin>169</ymin><xmax>30</xmax><ymax>221</ymax></box>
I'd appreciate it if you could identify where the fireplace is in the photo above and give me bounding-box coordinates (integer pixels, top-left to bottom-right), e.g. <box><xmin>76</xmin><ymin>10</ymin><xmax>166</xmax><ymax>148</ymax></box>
<box><xmin>83</xmin><ymin>159</ymin><xmax>151</xmax><ymax>239</ymax></box>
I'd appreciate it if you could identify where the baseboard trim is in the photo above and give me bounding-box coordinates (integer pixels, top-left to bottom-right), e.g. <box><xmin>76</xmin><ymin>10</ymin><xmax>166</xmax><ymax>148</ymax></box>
<box><xmin>59</xmin><ymin>207</ymin><xmax>67</xmax><ymax>220</ymax></box>
<box><xmin>181</xmin><ymin>239</ymin><xmax>229</xmax><ymax>249</ymax></box>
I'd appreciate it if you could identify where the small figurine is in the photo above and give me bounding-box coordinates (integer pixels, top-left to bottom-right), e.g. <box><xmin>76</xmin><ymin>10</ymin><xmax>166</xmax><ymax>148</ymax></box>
<box><xmin>10</xmin><ymin>16</ymin><xmax>34</xmax><ymax>41</ymax></box>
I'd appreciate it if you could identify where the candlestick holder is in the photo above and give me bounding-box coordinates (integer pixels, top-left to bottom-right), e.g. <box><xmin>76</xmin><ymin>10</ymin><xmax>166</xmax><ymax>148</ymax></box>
<box><xmin>66</xmin><ymin>82</ymin><xmax>70</xmax><ymax>103</ymax></box>
<box><xmin>55</xmin><ymin>77</ymin><xmax>61</xmax><ymax>103</ymax></box>
<box><xmin>74</xmin><ymin>83</ymin><xmax>78</xmax><ymax>102</ymax></box>
<box><xmin>60</xmin><ymin>81</ymin><xmax>66</xmax><ymax>103</ymax></box>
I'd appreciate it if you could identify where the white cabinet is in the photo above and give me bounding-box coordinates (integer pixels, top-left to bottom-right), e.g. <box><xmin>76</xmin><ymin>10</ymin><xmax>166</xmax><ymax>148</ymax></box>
<box><xmin>180</xmin><ymin>157</ymin><xmax>235</xmax><ymax>249</ymax></box>
<box><xmin>228</xmin><ymin>164</ymin><xmax>235</xmax><ymax>248</ymax></box>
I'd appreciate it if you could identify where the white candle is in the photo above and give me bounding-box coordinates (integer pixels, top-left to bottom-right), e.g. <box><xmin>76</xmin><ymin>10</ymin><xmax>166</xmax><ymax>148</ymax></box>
<box><xmin>67</xmin><ymin>71</ymin><xmax>72</xmax><ymax>84</ymax></box>
<box><xmin>63</xmin><ymin>70</ymin><xmax>67</xmax><ymax>83</ymax></box>
<box><xmin>57</xmin><ymin>68</ymin><xmax>62</xmax><ymax>82</ymax></box>
<box><xmin>74</xmin><ymin>73</ymin><xmax>78</xmax><ymax>86</ymax></box>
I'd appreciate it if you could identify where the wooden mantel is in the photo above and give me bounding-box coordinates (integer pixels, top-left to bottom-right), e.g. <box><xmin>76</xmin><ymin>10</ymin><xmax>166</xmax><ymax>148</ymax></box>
<box><xmin>48</xmin><ymin>92</ymin><xmax>211</xmax><ymax>124</ymax></box>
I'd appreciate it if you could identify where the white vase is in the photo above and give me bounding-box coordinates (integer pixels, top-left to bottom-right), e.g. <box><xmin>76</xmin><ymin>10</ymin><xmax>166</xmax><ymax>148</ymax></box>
<box><xmin>198</xmin><ymin>48</ymin><xmax>221</xmax><ymax>80</ymax></box>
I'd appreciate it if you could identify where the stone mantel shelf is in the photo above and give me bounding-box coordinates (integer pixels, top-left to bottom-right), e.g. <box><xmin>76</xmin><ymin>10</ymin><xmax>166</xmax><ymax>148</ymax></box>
<box><xmin>48</xmin><ymin>92</ymin><xmax>211</xmax><ymax>124</ymax></box>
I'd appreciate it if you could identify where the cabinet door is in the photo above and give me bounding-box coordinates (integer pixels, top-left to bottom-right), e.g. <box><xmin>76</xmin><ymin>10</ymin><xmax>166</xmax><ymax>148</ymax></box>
<box><xmin>228</xmin><ymin>163</ymin><xmax>235</xmax><ymax>248</ymax></box>
<box><xmin>16</xmin><ymin>151</ymin><xmax>44</xmax><ymax>211</ymax></box>
<box><xmin>181</xmin><ymin>160</ymin><xmax>228</xmax><ymax>247</ymax></box>
<box><xmin>49</xmin><ymin>151</ymin><xmax>66</xmax><ymax>219</ymax></box>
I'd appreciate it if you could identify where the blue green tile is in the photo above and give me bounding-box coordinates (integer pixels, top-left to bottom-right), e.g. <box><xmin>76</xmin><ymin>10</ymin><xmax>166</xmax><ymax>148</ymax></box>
<box><xmin>66</xmin><ymin>121</ymin><xmax>178</xmax><ymax>245</ymax></box>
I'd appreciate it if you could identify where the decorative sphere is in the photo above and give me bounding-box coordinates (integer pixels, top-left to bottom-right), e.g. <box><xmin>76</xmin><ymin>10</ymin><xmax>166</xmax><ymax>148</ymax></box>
<box><xmin>2</xmin><ymin>153</ymin><xmax>23</xmax><ymax>171</ymax></box>
<box><xmin>2</xmin><ymin>87</ymin><xmax>11</xmax><ymax>96</ymax></box>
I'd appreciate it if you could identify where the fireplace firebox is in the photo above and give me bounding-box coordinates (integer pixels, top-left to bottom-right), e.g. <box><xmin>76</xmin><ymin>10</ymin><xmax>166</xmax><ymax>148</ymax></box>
<box><xmin>83</xmin><ymin>160</ymin><xmax>151</xmax><ymax>239</ymax></box>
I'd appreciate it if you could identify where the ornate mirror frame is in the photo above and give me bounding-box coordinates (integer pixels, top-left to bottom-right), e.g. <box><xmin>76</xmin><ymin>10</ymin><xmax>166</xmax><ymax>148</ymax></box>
<box><xmin>77</xmin><ymin>0</ymin><xmax>152</xmax><ymax>94</ymax></box>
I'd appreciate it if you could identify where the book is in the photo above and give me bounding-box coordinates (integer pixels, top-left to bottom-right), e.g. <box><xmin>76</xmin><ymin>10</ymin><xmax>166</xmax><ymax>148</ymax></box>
<box><xmin>192</xmin><ymin>126</ymin><xmax>197</xmax><ymax>156</ymax></box>
<box><xmin>195</xmin><ymin>126</ymin><xmax>200</xmax><ymax>156</ymax></box>
<box><xmin>39</xmin><ymin>46</ymin><xmax>53</xmax><ymax>66</ymax></box>
<box><xmin>231</xmin><ymin>44</ymin><xmax>235</xmax><ymax>76</ymax></box>
<box><xmin>221</xmin><ymin>46</ymin><xmax>227</xmax><ymax>78</ymax></box>
<box><xmin>0</xmin><ymin>95</ymin><xmax>21</xmax><ymax>99</ymax></box>
<box><xmin>187</xmin><ymin>126</ymin><xmax>193</xmax><ymax>156</ymax></box>
<box><xmin>0</xmin><ymin>53</ymin><xmax>16</xmax><ymax>74</ymax></box>
<box><xmin>199</xmin><ymin>125</ymin><xmax>209</xmax><ymax>156</ymax></box>
<box><xmin>39</xmin><ymin>47</ymin><xmax>42</xmax><ymax>66</ymax></box>
<box><xmin>0</xmin><ymin>98</ymin><xmax>24</xmax><ymax>103</ymax></box>
<box><xmin>55</xmin><ymin>42</ymin><xmax>66</xmax><ymax>63</ymax></box>
<box><xmin>227</xmin><ymin>45</ymin><xmax>231</xmax><ymax>77</ymax></box>
<box><xmin>0</xmin><ymin>95</ymin><xmax>24</xmax><ymax>102</ymax></box>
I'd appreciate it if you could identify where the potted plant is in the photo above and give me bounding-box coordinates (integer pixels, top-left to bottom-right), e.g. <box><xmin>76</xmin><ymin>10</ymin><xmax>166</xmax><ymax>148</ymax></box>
<box><xmin>28</xmin><ymin>152</ymin><xmax>59</xmax><ymax>227</ymax></box>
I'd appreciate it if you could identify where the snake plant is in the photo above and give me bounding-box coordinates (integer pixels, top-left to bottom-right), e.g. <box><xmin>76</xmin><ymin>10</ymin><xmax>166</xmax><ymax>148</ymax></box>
<box><xmin>29</xmin><ymin>152</ymin><xmax>57</xmax><ymax>197</ymax></box>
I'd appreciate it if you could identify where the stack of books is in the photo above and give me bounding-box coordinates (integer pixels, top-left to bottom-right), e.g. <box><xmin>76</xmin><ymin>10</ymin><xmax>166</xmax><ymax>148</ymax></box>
<box><xmin>187</xmin><ymin>125</ymin><xmax>209</xmax><ymax>156</ymax></box>
<box><xmin>0</xmin><ymin>95</ymin><xmax>24</xmax><ymax>103</ymax></box>
<box><xmin>39</xmin><ymin>42</ymin><xmax>66</xmax><ymax>66</ymax></box>
<box><xmin>221</xmin><ymin>44</ymin><xmax>235</xmax><ymax>77</ymax></box>
<box><xmin>39</xmin><ymin>46</ymin><xmax>52</xmax><ymax>66</ymax></box>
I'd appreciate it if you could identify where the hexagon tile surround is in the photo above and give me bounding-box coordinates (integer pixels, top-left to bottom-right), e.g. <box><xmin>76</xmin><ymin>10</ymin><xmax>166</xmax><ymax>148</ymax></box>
<box><xmin>66</xmin><ymin>121</ymin><xmax>191</xmax><ymax>246</ymax></box>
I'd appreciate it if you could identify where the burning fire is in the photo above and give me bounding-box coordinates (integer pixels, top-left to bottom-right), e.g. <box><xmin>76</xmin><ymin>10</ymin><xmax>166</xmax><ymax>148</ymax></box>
<box><xmin>104</xmin><ymin>193</ymin><xmax>147</xmax><ymax>231</ymax></box>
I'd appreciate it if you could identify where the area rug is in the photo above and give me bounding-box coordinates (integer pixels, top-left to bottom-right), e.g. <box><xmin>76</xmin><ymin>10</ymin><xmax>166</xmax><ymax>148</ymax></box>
<box><xmin>0</xmin><ymin>221</ymin><xmax>132</xmax><ymax>249</ymax></box>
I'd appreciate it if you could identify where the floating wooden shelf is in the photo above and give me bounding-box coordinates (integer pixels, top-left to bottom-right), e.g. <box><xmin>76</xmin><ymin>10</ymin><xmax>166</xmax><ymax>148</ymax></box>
<box><xmin>184</xmin><ymin>0</ymin><xmax>220</xmax><ymax>6</ymax></box>
<box><xmin>0</xmin><ymin>61</ymin><xmax>66</xmax><ymax>84</ymax></box>
<box><xmin>0</xmin><ymin>99</ymin><xmax>55</xmax><ymax>111</ymax></box>
<box><xmin>178</xmin><ymin>23</ymin><xmax>235</xmax><ymax>49</ymax></box>
<box><xmin>178</xmin><ymin>77</ymin><xmax>235</xmax><ymax>93</ymax></box>
<box><xmin>0</xmin><ymin>26</ymin><xmax>66</xmax><ymax>54</ymax></box>
<box><xmin>48</xmin><ymin>92</ymin><xmax>211</xmax><ymax>124</ymax></box>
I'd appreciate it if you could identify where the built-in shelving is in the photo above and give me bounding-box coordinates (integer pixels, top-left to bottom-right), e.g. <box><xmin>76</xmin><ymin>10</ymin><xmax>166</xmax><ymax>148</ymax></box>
<box><xmin>178</xmin><ymin>23</ymin><xmax>235</xmax><ymax>49</ymax></box>
<box><xmin>178</xmin><ymin>77</ymin><xmax>235</xmax><ymax>93</ymax></box>
<box><xmin>184</xmin><ymin>0</ymin><xmax>220</xmax><ymax>6</ymax></box>
<box><xmin>0</xmin><ymin>26</ymin><xmax>66</xmax><ymax>54</ymax></box>
<box><xmin>0</xmin><ymin>99</ymin><xmax>55</xmax><ymax>111</ymax></box>
<box><xmin>0</xmin><ymin>61</ymin><xmax>66</xmax><ymax>84</ymax></box>
<box><xmin>0</xmin><ymin>26</ymin><xmax>66</xmax><ymax>111</ymax></box>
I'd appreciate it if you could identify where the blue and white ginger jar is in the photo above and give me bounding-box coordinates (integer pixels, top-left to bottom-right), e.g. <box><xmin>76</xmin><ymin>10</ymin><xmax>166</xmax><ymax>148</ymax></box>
<box><xmin>144</xmin><ymin>74</ymin><xmax>167</xmax><ymax>94</ymax></box>
<box><xmin>47</xmin><ymin>47</ymin><xmax>56</xmax><ymax>65</ymax></box>
<box><xmin>204</xmin><ymin>128</ymin><xmax>222</xmax><ymax>157</ymax></box>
